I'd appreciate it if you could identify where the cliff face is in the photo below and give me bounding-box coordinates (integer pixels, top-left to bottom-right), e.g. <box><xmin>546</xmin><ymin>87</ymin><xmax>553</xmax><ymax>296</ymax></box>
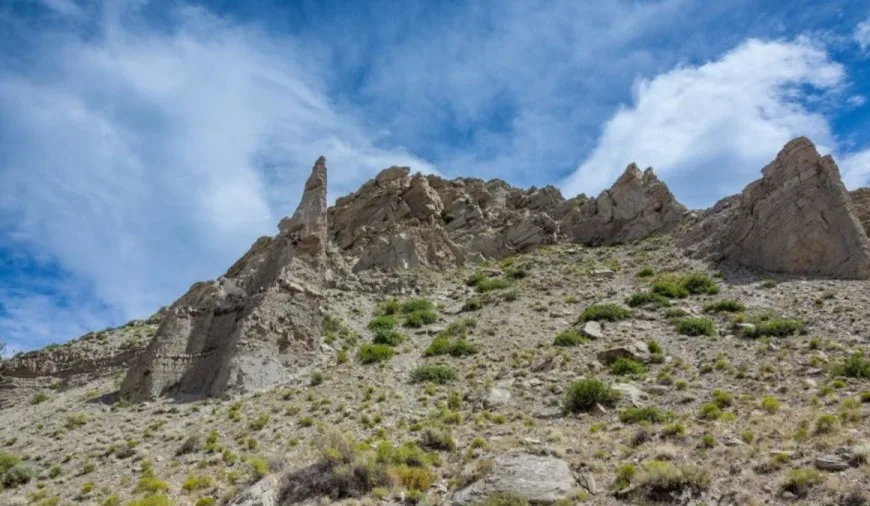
<box><xmin>11</xmin><ymin>136</ymin><xmax>869</xmax><ymax>404</ymax></box>
<box><xmin>683</xmin><ymin>138</ymin><xmax>870</xmax><ymax>279</ymax></box>
<box><xmin>118</xmin><ymin>159</ymin><xmax>330</xmax><ymax>402</ymax></box>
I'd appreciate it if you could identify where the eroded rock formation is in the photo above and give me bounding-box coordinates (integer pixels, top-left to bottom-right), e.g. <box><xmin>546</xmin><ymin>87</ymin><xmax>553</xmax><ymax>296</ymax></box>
<box><xmin>850</xmin><ymin>188</ymin><xmax>870</xmax><ymax>236</ymax></box>
<box><xmin>119</xmin><ymin>158</ymin><xmax>330</xmax><ymax>402</ymax></box>
<box><xmin>683</xmin><ymin>137</ymin><xmax>870</xmax><ymax>279</ymax></box>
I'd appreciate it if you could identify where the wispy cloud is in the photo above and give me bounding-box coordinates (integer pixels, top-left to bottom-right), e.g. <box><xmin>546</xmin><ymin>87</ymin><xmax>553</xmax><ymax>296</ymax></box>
<box><xmin>0</xmin><ymin>2</ymin><xmax>432</xmax><ymax>350</ymax></box>
<box><xmin>856</xmin><ymin>15</ymin><xmax>870</xmax><ymax>53</ymax></box>
<box><xmin>563</xmin><ymin>38</ymin><xmax>850</xmax><ymax>206</ymax></box>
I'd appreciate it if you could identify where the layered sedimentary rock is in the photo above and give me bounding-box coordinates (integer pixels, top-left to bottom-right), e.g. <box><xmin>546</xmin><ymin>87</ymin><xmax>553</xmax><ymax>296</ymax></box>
<box><xmin>684</xmin><ymin>138</ymin><xmax>870</xmax><ymax>279</ymax></box>
<box><xmin>0</xmin><ymin>318</ymin><xmax>159</xmax><ymax>407</ymax></box>
<box><xmin>118</xmin><ymin>159</ymin><xmax>330</xmax><ymax>402</ymax></box>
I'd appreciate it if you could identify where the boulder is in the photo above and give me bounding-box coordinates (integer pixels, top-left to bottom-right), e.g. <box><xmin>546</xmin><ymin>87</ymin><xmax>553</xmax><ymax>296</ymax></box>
<box><xmin>597</xmin><ymin>341</ymin><xmax>651</xmax><ymax>364</ymax></box>
<box><xmin>227</xmin><ymin>475</ymin><xmax>281</xmax><ymax>506</ymax></box>
<box><xmin>580</xmin><ymin>321</ymin><xmax>604</xmax><ymax>340</ymax></box>
<box><xmin>452</xmin><ymin>453</ymin><xmax>577</xmax><ymax>505</ymax></box>
<box><xmin>851</xmin><ymin>188</ymin><xmax>870</xmax><ymax>237</ymax></box>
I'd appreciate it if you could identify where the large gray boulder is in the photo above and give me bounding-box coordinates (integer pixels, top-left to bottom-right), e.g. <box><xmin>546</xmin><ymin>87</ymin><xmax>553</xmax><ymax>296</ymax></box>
<box><xmin>851</xmin><ymin>188</ymin><xmax>870</xmax><ymax>237</ymax></box>
<box><xmin>685</xmin><ymin>138</ymin><xmax>870</xmax><ymax>279</ymax></box>
<box><xmin>452</xmin><ymin>453</ymin><xmax>577</xmax><ymax>505</ymax></box>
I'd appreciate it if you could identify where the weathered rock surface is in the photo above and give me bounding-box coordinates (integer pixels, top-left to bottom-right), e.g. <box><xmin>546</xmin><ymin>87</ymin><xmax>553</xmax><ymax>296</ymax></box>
<box><xmin>684</xmin><ymin>138</ymin><xmax>870</xmax><ymax>279</ymax></box>
<box><xmin>0</xmin><ymin>318</ymin><xmax>159</xmax><ymax>407</ymax></box>
<box><xmin>851</xmin><ymin>188</ymin><xmax>870</xmax><ymax>237</ymax></box>
<box><xmin>562</xmin><ymin>164</ymin><xmax>686</xmax><ymax>245</ymax></box>
<box><xmin>452</xmin><ymin>453</ymin><xmax>577</xmax><ymax>504</ymax></box>
<box><xmin>119</xmin><ymin>158</ymin><xmax>331</xmax><ymax>402</ymax></box>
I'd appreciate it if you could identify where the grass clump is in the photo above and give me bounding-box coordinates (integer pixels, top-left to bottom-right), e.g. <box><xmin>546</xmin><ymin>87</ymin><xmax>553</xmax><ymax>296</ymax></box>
<box><xmin>577</xmin><ymin>303</ymin><xmax>631</xmax><ymax>322</ymax></box>
<box><xmin>553</xmin><ymin>329</ymin><xmax>587</xmax><ymax>347</ymax></box>
<box><xmin>679</xmin><ymin>273</ymin><xmax>719</xmax><ymax>295</ymax></box>
<box><xmin>619</xmin><ymin>407</ymin><xmax>673</xmax><ymax>424</ymax></box>
<box><xmin>466</xmin><ymin>271</ymin><xmax>510</xmax><ymax>293</ymax></box>
<box><xmin>781</xmin><ymin>467</ymin><xmax>824</xmax><ymax>497</ymax></box>
<box><xmin>835</xmin><ymin>353</ymin><xmax>870</xmax><ymax>380</ymax></box>
<box><xmin>625</xmin><ymin>291</ymin><xmax>670</xmax><ymax>308</ymax></box>
<box><xmin>410</xmin><ymin>365</ymin><xmax>456</xmax><ymax>384</ymax></box>
<box><xmin>372</xmin><ymin>329</ymin><xmax>404</xmax><ymax>346</ymax></box>
<box><xmin>675</xmin><ymin>317</ymin><xmax>715</xmax><ymax>337</ymax></box>
<box><xmin>703</xmin><ymin>299</ymin><xmax>745</xmax><ymax>313</ymax></box>
<box><xmin>636</xmin><ymin>266</ymin><xmax>655</xmax><ymax>278</ymax></box>
<box><xmin>182</xmin><ymin>474</ymin><xmax>212</xmax><ymax>491</ymax></box>
<box><xmin>368</xmin><ymin>315</ymin><xmax>397</xmax><ymax>332</ymax></box>
<box><xmin>0</xmin><ymin>453</ymin><xmax>35</xmax><ymax>489</ymax></box>
<box><xmin>633</xmin><ymin>460</ymin><xmax>710</xmax><ymax>501</ymax></box>
<box><xmin>609</xmin><ymin>357</ymin><xmax>646</xmax><ymax>376</ymax></box>
<box><xmin>126</xmin><ymin>496</ymin><xmax>171</xmax><ymax>506</ymax></box>
<box><xmin>359</xmin><ymin>344</ymin><xmax>395</xmax><ymax>364</ymax></box>
<box><xmin>425</xmin><ymin>337</ymin><xmax>477</xmax><ymax>357</ymax></box>
<box><xmin>651</xmin><ymin>281</ymin><xmax>689</xmax><ymax>299</ymax></box>
<box><xmin>740</xmin><ymin>317</ymin><xmax>804</xmax><ymax>338</ymax></box>
<box><xmin>563</xmin><ymin>379</ymin><xmax>621</xmax><ymax>413</ymax></box>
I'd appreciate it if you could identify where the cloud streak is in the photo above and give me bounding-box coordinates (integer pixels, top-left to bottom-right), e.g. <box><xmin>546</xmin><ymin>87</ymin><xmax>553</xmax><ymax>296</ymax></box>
<box><xmin>0</xmin><ymin>2</ymin><xmax>432</xmax><ymax>350</ymax></box>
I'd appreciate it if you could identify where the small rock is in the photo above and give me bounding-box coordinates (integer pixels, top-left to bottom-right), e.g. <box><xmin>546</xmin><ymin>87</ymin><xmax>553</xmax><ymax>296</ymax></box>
<box><xmin>597</xmin><ymin>341</ymin><xmax>650</xmax><ymax>364</ymax></box>
<box><xmin>485</xmin><ymin>387</ymin><xmax>512</xmax><ymax>409</ymax></box>
<box><xmin>590</xmin><ymin>268</ymin><xmax>615</xmax><ymax>279</ymax></box>
<box><xmin>801</xmin><ymin>378</ymin><xmax>817</xmax><ymax>389</ymax></box>
<box><xmin>580</xmin><ymin>321</ymin><xmax>604</xmax><ymax>340</ymax></box>
<box><xmin>814</xmin><ymin>454</ymin><xmax>849</xmax><ymax>471</ymax></box>
<box><xmin>613</xmin><ymin>383</ymin><xmax>647</xmax><ymax>407</ymax></box>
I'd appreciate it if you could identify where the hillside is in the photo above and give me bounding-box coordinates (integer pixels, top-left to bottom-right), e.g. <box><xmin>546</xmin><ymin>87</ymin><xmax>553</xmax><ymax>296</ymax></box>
<box><xmin>0</xmin><ymin>137</ymin><xmax>869</xmax><ymax>506</ymax></box>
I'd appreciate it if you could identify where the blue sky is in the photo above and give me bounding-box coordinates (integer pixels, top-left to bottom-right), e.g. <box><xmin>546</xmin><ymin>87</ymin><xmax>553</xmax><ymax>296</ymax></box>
<box><xmin>1</xmin><ymin>0</ymin><xmax>869</xmax><ymax>353</ymax></box>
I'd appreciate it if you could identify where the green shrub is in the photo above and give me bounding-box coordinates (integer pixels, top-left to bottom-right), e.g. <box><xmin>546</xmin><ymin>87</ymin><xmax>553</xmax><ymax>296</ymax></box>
<box><xmin>610</xmin><ymin>357</ymin><xmax>646</xmax><ymax>376</ymax></box>
<box><xmin>134</xmin><ymin>476</ymin><xmax>170</xmax><ymax>494</ymax></box>
<box><xmin>836</xmin><ymin>353</ymin><xmax>870</xmax><ymax>379</ymax></box>
<box><xmin>404</xmin><ymin>309</ymin><xmax>439</xmax><ymax>328</ymax></box>
<box><xmin>636</xmin><ymin>266</ymin><xmax>655</xmax><ymax>278</ymax></box>
<box><xmin>372</xmin><ymin>329</ymin><xmax>404</xmax><ymax>346</ymax></box>
<box><xmin>675</xmin><ymin>317</ymin><xmax>715</xmax><ymax>337</ymax></box>
<box><xmin>634</xmin><ymin>460</ymin><xmax>710</xmax><ymax>500</ymax></box>
<box><xmin>462</xmin><ymin>298</ymin><xmax>483</xmax><ymax>312</ymax></box>
<box><xmin>30</xmin><ymin>392</ymin><xmax>49</xmax><ymax>405</ymax></box>
<box><xmin>741</xmin><ymin>318</ymin><xmax>804</xmax><ymax>338</ymax></box>
<box><xmin>679</xmin><ymin>273</ymin><xmax>719</xmax><ymax>295</ymax></box>
<box><xmin>664</xmin><ymin>308</ymin><xmax>688</xmax><ymax>318</ymax></box>
<box><xmin>475</xmin><ymin>277</ymin><xmax>510</xmax><ymax>293</ymax></box>
<box><xmin>647</xmin><ymin>340</ymin><xmax>663</xmax><ymax>354</ymax></box>
<box><xmin>563</xmin><ymin>379</ymin><xmax>621</xmax><ymax>413</ymax></box>
<box><xmin>465</xmin><ymin>271</ymin><xmax>487</xmax><ymax>287</ymax></box>
<box><xmin>359</xmin><ymin>344</ymin><xmax>395</xmax><ymax>364</ymax></box>
<box><xmin>420</xmin><ymin>427</ymin><xmax>456</xmax><ymax>451</ymax></box>
<box><xmin>698</xmin><ymin>403</ymin><xmax>721</xmax><ymax>420</ymax></box>
<box><xmin>195</xmin><ymin>498</ymin><xmax>216</xmax><ymax>506</ymax></box>
<box><xmin>368</xmin><ymin>315</ymin><xmax>397</xmax><ymax>332</ymax></box>
<box><xmin>703</xmin><ymin>299</ymin><xmax>745</xmax><ymax>313</ymax></box>
<box><xmin>619</xmin><ymin>407</ymin><xmax>673</xmax><ymax>424</ymax></box>
<box><xmin>814</xmin><ymin>414</ymin><xmax>839</xmax><ymax>434</ymax></box>
<box><xmin>182</xmin><ymin>474</ymin><xmax>212</xmax><ymax>491</ymax></box>
<box><xmin>712</xmin><ymin>390</ymin><xmax>733</xmax><ymax>408</ymax></box>
<box><xmin>651</xmin><ymin>281</ymin><xmax>688</xmax><ymax>299</ymax></box>
<box><xmin>401</xmin><ymin>299</ymin><xmax>435</xmax><ymax>314</ymax></box>
<box><xmin>781</xmin><ymin>467</ymin><xmax>824</xmax><ymax>497</ymax></box>
<box><xmin>553</xmin><ymin>329</ymin><xmax>587</xmax><ymax>347</ymax></box>
<box><xmin>249</xmin><ymin>414</ymin><xmax>270</xmax><ymax>431</ymax></box>
<box><xmin>424</xmin><ymin>337</ymin><xmax>478</xmax><ymax>357</ymax></box>
<box><xmin>126</xmin><ymin>496</ymin><xmax>171</xmax><ymax>506</ymax></box>
<box><xmin>1</xmin><ymin>461</ymin><xmax>35</xmax><ymax>489</ymax></box>
<box><xmin>410</xmin><ymin>365</ymin><xmax>456</xmax><ymax>384</ymax></box>
<box><xmin>577</xmin><ymin>304</ymin><xmax>631</xmax><ymax>322</ymax></box>
<box><xmin>625</xmin><ymin>291</ymin><xmax>670</xmax><ymax>308</ymax></box>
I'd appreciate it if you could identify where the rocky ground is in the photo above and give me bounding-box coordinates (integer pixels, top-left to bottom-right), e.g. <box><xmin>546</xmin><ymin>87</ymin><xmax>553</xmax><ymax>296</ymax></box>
<box><xmin>2</xmin><ymin>238</ymin><xmax>870</xmax><ymax>506</ymax></box>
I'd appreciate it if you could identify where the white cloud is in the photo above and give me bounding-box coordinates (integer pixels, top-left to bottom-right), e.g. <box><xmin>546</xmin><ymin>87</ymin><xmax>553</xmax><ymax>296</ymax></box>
<box><xmin>856</xmin><ymin>16</ymin><xmax>870</xmax><ymax>52</ymax></box>
<box><xmin>37</xmin><ymin>0</ymin><xmax>87</xmax><ymax>20</ymax></box>
<box><xmin>840</xmin><ymin>148</ymin><xmax>870</xmax><ymax>189</ymax></box>
<box><xmin>563</xmin><ymin>39</ymin><xmax>845</xmax><ymax>205</ymax></box>
<box><xmin>0</xmin><ymin>3</ymin><xmax>432</xmax><ymax>350</ymax></box>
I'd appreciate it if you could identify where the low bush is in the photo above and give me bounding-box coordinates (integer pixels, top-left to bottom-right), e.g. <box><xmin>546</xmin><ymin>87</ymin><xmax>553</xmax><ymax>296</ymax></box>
<box><xmin>679</xmin><ymin>273</ymin><xmax>719</xmax><ymax>295</ymax></box>
<box><xmin>359</xmin><ymin>344</ymin><xmax>395</xmax><ymax>364</ymax></box>
<box><xmin>740</xmin><ymin>317</ymin><xmax>804</xmax><ymax>338</ymax></box>
<box><xmin>619</xmin><ymin>407</ymin><xmax>673</xmax><ymax>424</ymax></box>
<box><xmin>652</xmin><ymin>281</ymin><xmax>688</xmax><ymax>299</ymax></box>
<box><xmin>563</xmin><ymin>379</ymin><xmax>621</xmax><ymax>413</ymax></box>
<box><xmin>626</xmin><ymin>291</ymin><xmax>670</xmax><ymax>308</ymax></box>
<box><xmin>404</xmin><ymin>309</ymin><xmax>439</xmax><ymax>328</ymax></box>
<box><xmin>553</xmin><ymin>329</ymin><xmax>587</xmax><ymax>347</ymax></box>
<box><xmin>633</xmin><ymin>460</ymin><xmax>710</xmax><ymax>501</ymax></box>
<box><xmin>610</xmin><ymin>357</ymin><xmax>646</xmax><ymax>376</ymax></box>
<box><xmin>577</xmin><ymin>304</ymin><xmax>631</xmax><ymax>322</ymax></box>
<box><xmin>368</xmin><ymin>315</ymin><xmax>397</xmax><ymax>332</ymax></box>
<box><xmin>675</xmin><ymin>317</ymin><xmax>715</xmax><ymax>337</ymax></box>
<box><xmin>835</xmin><ymin>353</ymin><xmax>870</xmax><ymax>380</ymax></box>
<box><xmin>410</xmin><ymin>365</ymin><xmax>456</xmax><ymax>384</ymax></box>
<box><xmin>372</xmin><ymin>329</ymin><xmax>404</xmax><ymax>346</ymax></box>
<box><xmin>702</xmin><ymin>299</ymin><xmax>745</xmax><ymax>313</ymax></box>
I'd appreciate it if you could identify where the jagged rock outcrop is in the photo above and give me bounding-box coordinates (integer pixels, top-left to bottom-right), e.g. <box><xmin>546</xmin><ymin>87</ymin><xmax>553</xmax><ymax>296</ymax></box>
<box><xmin>684</xmin><ymin>138</ymin><xmax>870</xmax><ymax>279</ymax></box>
<box><xmin>452</xmin><ymin>453</ymin><xmax>577</xmax><ymax>504</ymax></box>
<box><xmin>851</xmin><ymin>188</ymin><xmax>870</xmax><ymax>236</ymax></box>
<box><xmin>0</xmin><ymin>318</ymin><xmax>159</xmax><ymax>407</ymax></box>
<box><xmin>329</xmin><ymin>163</ymin><xmax>685</xmax><ymax>271</ymax></box>
<box><xmin>119</xmin><ymin>158</ymin><xmax>330</xmax><ymax>402</ymax></box>
<box><xmin>562</xmin><ymin>164</ymin><xmax>686</xmax><ymax>245</ymax></box>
